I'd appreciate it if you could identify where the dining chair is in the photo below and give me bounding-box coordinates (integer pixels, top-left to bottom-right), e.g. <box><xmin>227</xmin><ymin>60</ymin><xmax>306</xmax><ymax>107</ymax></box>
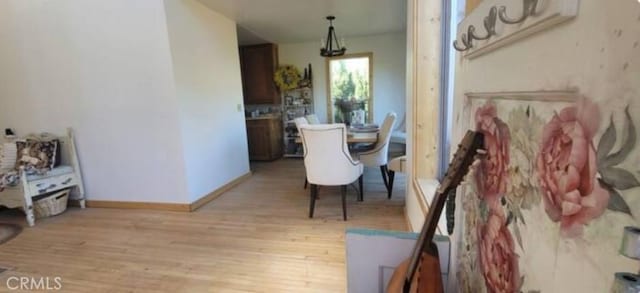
<box><xmin>294</xmin><ymin>116</ymin><xmax>308</xmax><ymax>128</ymax></box>
<box><xmin>299</xmin><ymin>124</ymin><xmax>364</xmax><ymax>220</ymax></box>
<box><xmin>390</xmin><ymin>113</ymin><xmax>406</xmax><ymax>145</ymax></box>
<box><xmin>305</xmin><ymin>114</ymin><xmax>320</xmax><ymax>124</ymax></box>
<box><xmin>356</xmin><ymin>112</ymin><xmax>397</xmax><ymax>199</ymax></box>
<box><xmin>294</xmin><ymin>117</ymin><xmax>310</xmax><ymax>189</ymax></box>
<box><xmin>387</xmin><ymin>155</ymin><xmax>407</xmax><ymax>199</ymax></box>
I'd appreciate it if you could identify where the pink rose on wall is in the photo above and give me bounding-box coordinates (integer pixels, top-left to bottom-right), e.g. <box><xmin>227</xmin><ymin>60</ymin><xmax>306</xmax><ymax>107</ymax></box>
<box><xmin>475</xmin><ymin>101</ymin><xmax>511</xmax><ymax>203</ymax></box>
<box><xmin>536</xmin><ymin>98</ymin><xmax>610</xmax><ymax>237</ymax></box>
<box><xmin>478</xmin><ymin>204</ymin><xmax>520</xmax><ymax>293</ymax></box>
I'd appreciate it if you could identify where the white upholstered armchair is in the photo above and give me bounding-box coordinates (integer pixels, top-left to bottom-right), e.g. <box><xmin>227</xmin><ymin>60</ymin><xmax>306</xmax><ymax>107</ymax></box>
<box><xmin>294</xmin><ymin>117</ymin><xmax>310</xmax><ymax>189</ymax></box>
<box><xmin>294</xmin><ymin>117</ymin><xmax>309</xmax><ymax>128</ymax></box>
<box><xmin>299</xmin><ymin>124</ymin><xmax>363</xmax><ymax>220</ymax></box>
<box><xmin>305</xmin><ymin>114</ymin><xmax>320</xmax><ymax>124</ymax></box>
<box><xmin>356</xmin><ymin>112</ymin><xmax>396</xmax><ymax>199</ymax></box>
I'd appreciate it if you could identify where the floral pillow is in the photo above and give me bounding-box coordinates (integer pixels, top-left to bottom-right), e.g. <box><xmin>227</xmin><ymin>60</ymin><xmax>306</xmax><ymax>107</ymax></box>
<box><xmin>15</xmin><ymin>139</ymin><xmax>58</xmax><ymax>173</ymax></box>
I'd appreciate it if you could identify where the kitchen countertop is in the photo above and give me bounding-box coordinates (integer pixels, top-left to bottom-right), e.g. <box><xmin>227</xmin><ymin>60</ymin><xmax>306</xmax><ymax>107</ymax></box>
<box><xmin>245</xmin><ymin>115</ymin><xmax>281</xmax><ymax>121</ymax></box>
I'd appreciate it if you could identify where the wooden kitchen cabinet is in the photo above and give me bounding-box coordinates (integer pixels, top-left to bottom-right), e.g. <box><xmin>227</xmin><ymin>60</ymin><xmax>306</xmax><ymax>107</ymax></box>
<box><xmin>246</xmin><ymin>117</ymin><xmax>283</xmax><ymax>161</ymax></box>
<box><xmin>239</xmin><ymin>44</ymin><xmax>279</xmax><ymax>105</ymax></box>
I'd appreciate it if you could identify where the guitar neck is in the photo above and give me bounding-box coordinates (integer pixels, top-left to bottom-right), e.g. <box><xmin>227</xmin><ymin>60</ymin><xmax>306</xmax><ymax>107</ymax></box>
<box><xmin>402</xmin><ymin>130</ymin><xmax>484</xmax><ymax>292</ymax></box>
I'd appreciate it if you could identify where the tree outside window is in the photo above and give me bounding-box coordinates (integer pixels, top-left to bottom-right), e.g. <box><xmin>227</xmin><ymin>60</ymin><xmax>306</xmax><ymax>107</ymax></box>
<box><xmin>327</xmin><ymin>53</ymin><xmax>372</xmax><ymax>124</ymax></box>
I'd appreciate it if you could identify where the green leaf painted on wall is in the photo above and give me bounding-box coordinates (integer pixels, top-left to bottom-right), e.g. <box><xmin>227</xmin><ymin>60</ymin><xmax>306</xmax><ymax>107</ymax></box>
<box><xmin>600</xmin><ymin>106</ymin><xmax>636</xmax><ymax>168</ymax></box>
<box><xmin>601</xmin><ymin>167</ymin><xmax>640</xmax><ymax>190</ymax></box>
<box><xmin>513</xmin><ymin>222</ymin><xmax>524</xmax><ymax>251</ymax></box>
<box><xmin>601</xmin><ymin>178</ymin><xmax>633</xmax><ymax>216</ymax></box>
<box><xmin>607</xmin><ymin>190</ymin><xmax>632</xmax><ymax>216</ymax></box>
<box><xmin>479</xmin><ymin>200</ymin><xmax>489</xmax><ymax>221</ymax></box>
<box><xmin>596</xmin><ymin>116</ymin><xmax>616</xmax><ymax>165</ymax></box>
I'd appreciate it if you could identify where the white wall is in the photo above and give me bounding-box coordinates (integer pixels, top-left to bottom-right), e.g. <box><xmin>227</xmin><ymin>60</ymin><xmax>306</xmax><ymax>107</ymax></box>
<box><xmin>279</xmin><ymin>33</ymin><xmax>407</xmax><ymax>125</ymax></box>
<box><xmin>0</xmin><ymin>0</ymin><xmax>251</xmax><ymax>205</ymax></box>
<box><xmin>0</xmin><ymin>0</ymin><xmax>190</xmax><ymax>203</ymax></box>
<box><xmin>164</xmin><ymin>0</ymin><xmax>250</xmax><ymax>202</ymax></box>
<box><xmin>448</xmin><ymin>1</ymin><xmax>640</xmax><ymax>292</ymax></box>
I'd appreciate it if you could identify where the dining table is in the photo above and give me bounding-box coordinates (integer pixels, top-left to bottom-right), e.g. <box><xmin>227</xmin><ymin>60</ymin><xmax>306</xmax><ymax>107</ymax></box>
<box><xmin>344</xmin><ymin>131</ymin><xmax>378</xmax><ymax>144</ymax></box>
<box><xmin>295</xmin><ymin>129</ymin><xmax>379</xmax><ymax>144</ymax></box>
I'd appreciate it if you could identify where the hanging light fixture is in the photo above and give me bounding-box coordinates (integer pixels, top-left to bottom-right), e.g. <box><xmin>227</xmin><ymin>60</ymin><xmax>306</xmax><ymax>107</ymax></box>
<box><xmin>320</xmin><ymin>16</ymin><xmax>346</xmax><ymax>57</ymax></box>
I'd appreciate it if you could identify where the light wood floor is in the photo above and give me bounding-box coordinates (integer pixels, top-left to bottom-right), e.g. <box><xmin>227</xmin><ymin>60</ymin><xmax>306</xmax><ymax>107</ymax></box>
<box><xmin>0</xmin><ymin>159</ymin><xmax>407</xmax><ymax>292</ymax></box>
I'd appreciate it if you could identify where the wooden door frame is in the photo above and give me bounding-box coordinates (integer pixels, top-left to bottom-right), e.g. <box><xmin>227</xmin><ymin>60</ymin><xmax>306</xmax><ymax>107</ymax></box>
<box><xmin>325</xmin><ymin>52</ymin><xmax>374</xmax><ymax>123</ymax></box>
<box><xmin>408</xmin><ymin>0</ymin><xmax>443</xmax><ymax>206</ymax></box>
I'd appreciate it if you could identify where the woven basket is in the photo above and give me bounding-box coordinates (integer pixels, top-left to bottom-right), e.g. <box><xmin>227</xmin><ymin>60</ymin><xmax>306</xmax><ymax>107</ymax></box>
<box><xmin>34</xmin><ymin>189</ymin><xmax>69</xmax><ymax>218</ymax></box>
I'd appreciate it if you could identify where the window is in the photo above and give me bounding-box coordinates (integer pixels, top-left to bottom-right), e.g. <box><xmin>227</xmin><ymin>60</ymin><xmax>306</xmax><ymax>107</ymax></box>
<box><xmin>326</xmin><ymin>53</ymin><xmax>373</xmax><ymax>124</ymax></box>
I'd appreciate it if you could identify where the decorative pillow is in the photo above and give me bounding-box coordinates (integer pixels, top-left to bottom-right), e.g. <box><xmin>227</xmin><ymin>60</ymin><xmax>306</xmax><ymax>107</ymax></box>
<box><xmin>15</xmin><ymin>139</ymin><xmax>58</xmax><ymax>172</ymax></box>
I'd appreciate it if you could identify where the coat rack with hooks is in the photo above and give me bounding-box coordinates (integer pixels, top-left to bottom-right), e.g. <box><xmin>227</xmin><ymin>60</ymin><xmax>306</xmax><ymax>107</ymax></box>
<box><xmin>453</xmin><ymin>0</ymin><xmax>580</xmax><ymax>59</ymax></box>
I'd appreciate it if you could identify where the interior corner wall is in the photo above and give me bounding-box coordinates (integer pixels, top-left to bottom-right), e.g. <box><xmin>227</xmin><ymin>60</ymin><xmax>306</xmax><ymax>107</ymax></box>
<box><xmin>0</xmin><ymin>0</ymin><xmax>190</xmax><ymax>203</ymax></box>
<box><xmin>278</xmin><ymin>33</ymin><xmax>407</xmax><ymax>125</ymax></box>
<box><xmin>163</xmin><ymin>0</ymin><xmax>250</xmax><ymax>202</ymax></box>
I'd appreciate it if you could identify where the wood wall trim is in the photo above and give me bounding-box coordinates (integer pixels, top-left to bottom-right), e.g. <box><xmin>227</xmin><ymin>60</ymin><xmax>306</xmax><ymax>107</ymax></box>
<box><xmin>86</xmin><ymin>200</ymin><xmax>190</xmax><ymax>212</ymax></box>
<box><xmin>413</xmin><ymin>178</ymin><xmax>444</xmax><ymax>235</ymax></box>
<box><xmin>404</xmin><ymin>206</ymin><xmax>414</xmax><ymax>231</ymax></box>
<box><xmin>411</xmin><ymin>179</ymin><xmax>429</xmax><ymax>214</ymax></box>
<box><xmin>409</xmin><ymin>0</ymin><xmax>442</xmax><ymax>181</ymax></box>
<box><xmin>408</xmin><ymin>0</ymin><xmax>419</xmax><ymax>182</ymax></box>
<box><xmin>86</xmin><ymin>172</ymin><xmax>252</xmax><ymax>212</ymax></box>
<box><xmin>406</xmin><ymin>0</ymin><xmax>442</xmax><ymax>224</ymax></box>
<box><xmin>189</xmin><ymin>172</ymin><xmax>252</xmax><ymax>211</ymax></box>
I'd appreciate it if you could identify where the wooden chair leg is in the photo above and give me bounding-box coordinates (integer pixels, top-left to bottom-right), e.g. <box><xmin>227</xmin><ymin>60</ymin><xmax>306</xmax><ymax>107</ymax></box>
<box><xmin>309</xmin><ymin>184</ymin><xmax>317</xmax><ymax>218</ymax></box>
<box><xmin>388</xmin><ymin>170</ymin><xmax>395</xmax><ymax>199</ymax></box>
<box><xmin>341</xmin><ymin>185</ymin><xmax>347</xmax><ymax>221</ymax></box>
<box><xmin>380</xmin><ymin>165</ymin><xmax>389</xmax><ymax>190</ymax></box>
<box><xmin>304</xmin><ymin>178</ymin><xmax>308</xmax><ymax>189</ymax></box>
<box><xmin>358</xmin><ymin>175</ymin><xmax>364</xmax><ymax>202</ymax></box>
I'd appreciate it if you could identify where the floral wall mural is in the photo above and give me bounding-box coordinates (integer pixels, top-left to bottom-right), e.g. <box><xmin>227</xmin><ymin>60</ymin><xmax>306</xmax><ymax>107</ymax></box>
<box><xmin>457</xmin><ymin>95</ymin><xmax>639</xmax><ymax>293</ymax></box>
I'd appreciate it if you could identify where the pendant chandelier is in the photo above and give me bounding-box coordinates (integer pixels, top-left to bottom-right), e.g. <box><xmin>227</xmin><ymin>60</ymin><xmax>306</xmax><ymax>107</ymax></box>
<box><xmin>320</xmin><ymin>16</ymin><xmax>346</xmax><ymax>57</ymax></box>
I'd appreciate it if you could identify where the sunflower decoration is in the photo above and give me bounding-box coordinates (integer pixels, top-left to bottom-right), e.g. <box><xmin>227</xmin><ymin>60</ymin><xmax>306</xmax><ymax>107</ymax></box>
<box><xmin>274</xmin><ymin>65</ymin><xmax>301</xmax><ymax>91</ymax></box>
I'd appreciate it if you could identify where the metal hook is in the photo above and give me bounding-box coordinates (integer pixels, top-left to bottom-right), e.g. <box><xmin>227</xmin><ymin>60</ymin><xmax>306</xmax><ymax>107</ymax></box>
<box><xmin>462</xmin><ymin>33</ymin><xmax>473</xmax><ymax>48</ymax></box>
<box><xmin>454</xmin><ymin>7</ymin><xmax>497</xmax><ymax>51</ymax></box>
<box><xmin>453</xmin><ymin>33</ymin><xmax>472</xmax><ymax>51</ymax></box>
<box><xmin>466</xmin><ymin>7</ymin><xmax>498</xmax><ymax>43</ymax></box>
<box><xmin>528</xmin><ymin>0</ymin><xmax>542</xmax><ymax>16</ymax></box>
<box><xmin>498</xmin><ymin>0</ymin><xmax>539</xmax><ymax>24</ymax></box>
<box><xmin>483</xmin><ymin>6</ymin><xmax>498</xmax><ymax>36</ymax></box>
<box><xmin>452</xmin><ymin>0</ymin><xmax>544</xmax><ymax>52</ymax></box>
<box><xmin>468</xmin><ymin>25</ymin><xmax>490</xmax><ymax>41</ymax></box>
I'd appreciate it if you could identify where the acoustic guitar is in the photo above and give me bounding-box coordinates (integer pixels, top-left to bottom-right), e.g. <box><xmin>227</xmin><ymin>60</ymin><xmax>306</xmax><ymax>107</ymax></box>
<box><xmin>386</xmin><ymin>130</ymin><xmax>484</xmax><ymax>293</ymax></box>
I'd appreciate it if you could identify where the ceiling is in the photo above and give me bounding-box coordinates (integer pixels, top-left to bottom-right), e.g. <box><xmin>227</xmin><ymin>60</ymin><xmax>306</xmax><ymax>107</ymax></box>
<box><xmin>197</xmin><ymin>0</ymin><xmax>407</xmax><ymax>45</ymax></box>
